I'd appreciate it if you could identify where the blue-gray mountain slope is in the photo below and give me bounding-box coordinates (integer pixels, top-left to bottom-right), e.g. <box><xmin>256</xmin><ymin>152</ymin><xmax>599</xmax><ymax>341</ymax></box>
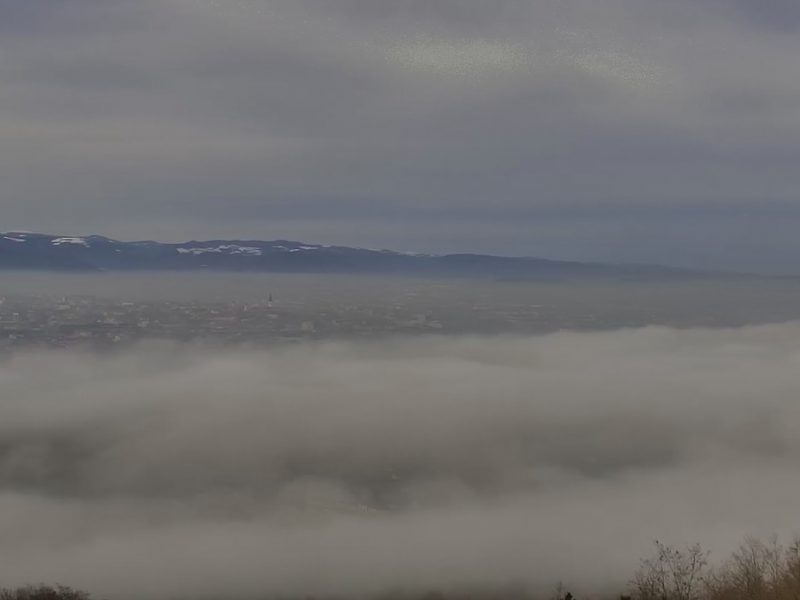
<box><xmin>0</xmin><ymin>232</ymin><xmax>706</xmax><ymax>280</ymax></box>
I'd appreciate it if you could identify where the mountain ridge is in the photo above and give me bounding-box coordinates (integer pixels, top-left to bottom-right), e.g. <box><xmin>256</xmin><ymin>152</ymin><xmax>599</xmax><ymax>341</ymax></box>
<box><xmin>0</xmin><ymin>231</ymin><xmax>714</xmax><ymax>280</ymax></box>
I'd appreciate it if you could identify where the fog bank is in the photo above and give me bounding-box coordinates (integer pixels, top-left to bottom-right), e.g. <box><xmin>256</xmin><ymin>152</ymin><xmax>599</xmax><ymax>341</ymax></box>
<box><xmin>2</xmin><ymin>326</ymin><xmax>800</xmax><ymax>598</ymax></box>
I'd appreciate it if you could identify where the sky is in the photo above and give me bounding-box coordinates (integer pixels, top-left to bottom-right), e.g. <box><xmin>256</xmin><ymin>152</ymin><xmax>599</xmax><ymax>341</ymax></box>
<box><xmin>3</xmin><ymin>325</ymin><xmax>800</xmax><ymax>598</ymax></box>
<box><xmin>2</xmin><ymin>0</ymin><xmax>800</xmax><ymax>272</ymax></box>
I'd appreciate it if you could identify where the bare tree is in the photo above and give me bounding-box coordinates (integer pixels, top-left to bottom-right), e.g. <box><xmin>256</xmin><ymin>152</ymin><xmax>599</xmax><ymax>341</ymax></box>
<box><xmin>632</xmin><ymin>541</ymin><xmax>709</xmax><ymax>600</ymax></box>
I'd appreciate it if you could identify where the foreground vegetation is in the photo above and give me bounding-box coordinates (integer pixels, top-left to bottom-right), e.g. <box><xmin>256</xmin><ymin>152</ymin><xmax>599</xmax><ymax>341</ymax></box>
<box><xmin>0</xmin><ymin>587</ymin><xmax>89</xmax><ymax>600</ymax></box>
<box><xmin>5</xmin><ymin>536</ymin><xmax>800</xmax><ymax>600</ymax></box>
<box><xmin>631</xmin><ymin>537</ymin><xmax>800</xmax><ymax>600</ymax></box>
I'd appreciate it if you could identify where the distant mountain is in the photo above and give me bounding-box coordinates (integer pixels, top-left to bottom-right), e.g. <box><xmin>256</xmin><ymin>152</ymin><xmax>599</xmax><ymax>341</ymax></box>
<box><xmin>0</xmin><ymin>231</ymin><xmax>710</xmax><ymax>280</ymax></box>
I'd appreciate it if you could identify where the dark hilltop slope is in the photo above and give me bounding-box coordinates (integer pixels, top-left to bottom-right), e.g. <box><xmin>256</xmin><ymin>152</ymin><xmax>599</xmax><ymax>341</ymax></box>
<box><xmin>0</xmin><ymin>231</ymin><xmax>708</xmax><ymax>280</ymax></box>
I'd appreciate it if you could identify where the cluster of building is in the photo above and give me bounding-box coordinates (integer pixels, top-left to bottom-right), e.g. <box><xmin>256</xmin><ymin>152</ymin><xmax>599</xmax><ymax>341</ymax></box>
<box><xmin>0</xmin><ymin>293</ymin><xmax>453</xmax><ymax>351</ymax></box>
<box><xmin>5</xmin><ymin>279</ymin><xmax>748</xmax><ymax>352</ymax></box>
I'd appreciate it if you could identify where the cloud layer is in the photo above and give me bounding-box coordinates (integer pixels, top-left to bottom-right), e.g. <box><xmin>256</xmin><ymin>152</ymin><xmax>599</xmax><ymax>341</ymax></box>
<box><xmin>2</xmin><ymin>1</ymin><xmax>800</xmax><ymax>270</ymax></box>
<box><xmin>2</xmin><ymin>326</ymin><xmax>800</xmax><ymax>598</ymax></box>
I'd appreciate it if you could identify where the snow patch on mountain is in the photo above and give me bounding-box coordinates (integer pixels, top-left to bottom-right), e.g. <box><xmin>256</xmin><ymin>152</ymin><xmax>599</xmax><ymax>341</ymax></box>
<box><xmin>177</xmin><ymin>245</ymin><xmax>263</xmax><ymax>256</ymax></box>
<box><xmin>52</xmin><ymin>237</ymin><xmax>90</xmax><ymax>247</ymax></box>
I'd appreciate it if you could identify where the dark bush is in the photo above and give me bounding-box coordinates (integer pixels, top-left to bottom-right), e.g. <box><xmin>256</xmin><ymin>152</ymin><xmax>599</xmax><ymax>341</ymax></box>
<box><xmin>0</xmin><ymin>585</ymin><xmax>91</xmax><ymax>600</ymax></box>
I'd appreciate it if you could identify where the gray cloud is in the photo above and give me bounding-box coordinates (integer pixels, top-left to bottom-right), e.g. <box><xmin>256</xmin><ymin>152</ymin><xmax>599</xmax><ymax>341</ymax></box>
<box><xmin>1</xmin><ymin>0</ymin><xmax>800</xmax><ymax>270</ymax></box>
<box><xmin>2</xmin><ymin>326</ymin><xmax>800</xmax><ymax>598</ymax></box>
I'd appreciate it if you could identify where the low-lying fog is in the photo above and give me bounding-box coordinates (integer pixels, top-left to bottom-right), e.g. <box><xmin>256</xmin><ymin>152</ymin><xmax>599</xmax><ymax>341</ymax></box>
<box><xmin>2</xmin><ymin>324</ymin><xmax>800</xmax><ymax>598</ymax></box>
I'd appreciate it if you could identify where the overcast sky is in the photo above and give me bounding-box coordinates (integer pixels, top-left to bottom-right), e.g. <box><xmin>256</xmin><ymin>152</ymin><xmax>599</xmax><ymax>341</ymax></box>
<box><xmin>2</xmin><ymin>0</ymin><xmax>800</xmax><ymax>272</ymax></box>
